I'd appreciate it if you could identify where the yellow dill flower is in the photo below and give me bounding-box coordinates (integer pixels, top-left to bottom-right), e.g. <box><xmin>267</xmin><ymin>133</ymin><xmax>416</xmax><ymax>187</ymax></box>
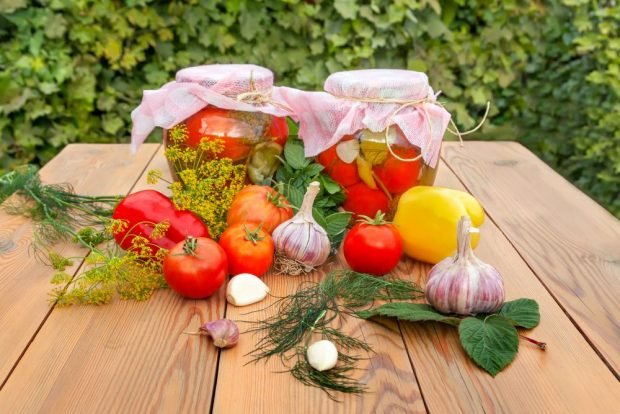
<box><xmin>147</xmin><ymin>169</ymin><xmax>163</xmax><ymax>185</ymax></box>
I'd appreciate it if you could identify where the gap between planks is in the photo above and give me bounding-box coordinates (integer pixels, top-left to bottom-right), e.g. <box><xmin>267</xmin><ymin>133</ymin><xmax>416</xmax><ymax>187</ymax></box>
<box><xmin>0</xmin><ymin>143</ymin><xmax>162</xmax><ymax>392</ymax></box>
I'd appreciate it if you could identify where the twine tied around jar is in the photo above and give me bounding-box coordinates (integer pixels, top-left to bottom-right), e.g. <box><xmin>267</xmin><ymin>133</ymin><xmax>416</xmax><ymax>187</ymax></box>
<box><xmin>339</xmin><ymin>92</ymin><xmax>491</xmax><ymax>163</ymax></box>
<box><xmin>236</xmin><ymin>73</ymin><xmax>293</xmax><ymax>113</ymax></box>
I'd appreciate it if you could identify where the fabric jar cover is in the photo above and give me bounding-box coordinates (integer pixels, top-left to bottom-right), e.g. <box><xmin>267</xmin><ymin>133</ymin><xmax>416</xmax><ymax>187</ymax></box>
<box><xmin>130</xmin><ymin>64</ymin><xmax>292</xmax><ymax>152</ymax></box>
<box><xmin>274</xmin><ymin>69</ymin><xmax>451</xmax><ymax>168</ymax></box>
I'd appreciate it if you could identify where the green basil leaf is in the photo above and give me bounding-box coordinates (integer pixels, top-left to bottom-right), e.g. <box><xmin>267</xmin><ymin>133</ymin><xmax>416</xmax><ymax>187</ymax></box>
<box><xmin>319</xmin><ymin>175</ymin><xmax>342</xmax><ymax>195</ymax></box>
<box><xmin>499</xmin><ymin>298</ymin><xmax>540</xmax><ymax>329</ymax></box>
<box><xmin>458</xmin><ymin>315</ymin><xmax>519</xmax><ymax>376</ymax></box>
<box><xmin>283</xmin><ymin>139</ymin><xmax>309</xmax><ymax>170</ymax></box>
<box><xmin>324</xmin><ymin>211</ymin><xmax>351</xmax><ymax>236</ymax></box>
<box><xmin>303</xmin><ymin>163</ymin><xmax>324</xmax><ymax>177</ymax></box>
<box><xmin>313</xmin><ymin>207</ymin><xmax>328</xmax><ymax>230</ymax></box>
<box><xmin>356</xmin><ymin>303</ymin><xmax>461</xmax><ymax>326</ymax></box>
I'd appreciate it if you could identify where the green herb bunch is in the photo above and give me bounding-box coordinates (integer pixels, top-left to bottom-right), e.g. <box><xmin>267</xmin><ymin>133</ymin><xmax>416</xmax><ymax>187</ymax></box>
<box><xmin>274</xmin><ymin>138</ymin><xmax>351</xmax><ymax>247</ymax></box>
<box><xmin>49</xmin><ymin>220</ymin><xmax>170</xmax><ymax>306</ymax></box>
<box><xmin>358</xmin><ymin>299</ymin><xmax>544</xmax><ymax>376</ymax></box>
<box><xmin>0</xmin><ymin>165</ymin><xmax>120</xmax><ymax>254</ymax></box>
<box><xmin>246</xmin><ymin>270</ymin><xmax>424</xmax><ymax>398</ymax></box>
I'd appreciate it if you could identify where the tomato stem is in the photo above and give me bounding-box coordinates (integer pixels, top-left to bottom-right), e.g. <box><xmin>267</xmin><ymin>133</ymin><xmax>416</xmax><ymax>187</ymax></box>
<box><xmin>357</xmin><ymin>211</ymin><xmax>389</xmax><ymax>226</ymax></box>
<box><xmin>183</xmin><ymin>236</ymin><xmax>198</xmax><ymax>256</ymax></box>
<box><xmin>243</xmin><ymin>224</ymin><xmax>265</xmax><ymax>245</ymax></box>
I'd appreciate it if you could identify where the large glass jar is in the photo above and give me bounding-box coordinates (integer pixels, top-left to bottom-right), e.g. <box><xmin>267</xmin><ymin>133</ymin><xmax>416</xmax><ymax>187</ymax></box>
<box><xmin>131</xmin><ymin>64</ymin><xmax>292</xmax><ymax>184</ymax></box>
<box><xmin>164</xmin><ymin>107</ymin><xmax>288</xmax><ymax>184</ymax></box>
<box><xmin>277</xmin><ymin>69</ymin><xmax>450</xmax><ymax>218</ymax></box>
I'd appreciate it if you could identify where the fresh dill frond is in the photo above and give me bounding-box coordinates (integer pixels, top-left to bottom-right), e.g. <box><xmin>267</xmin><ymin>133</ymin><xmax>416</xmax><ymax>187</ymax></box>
<box><xmin>246</xmin><ymin>270</ymin><xmax>424</xmax><ymax>397</ymax></box>
<box><xmin>0</xmin><ymin>165</ymin><xmax>121</xmax><ymax>252</ymax></box>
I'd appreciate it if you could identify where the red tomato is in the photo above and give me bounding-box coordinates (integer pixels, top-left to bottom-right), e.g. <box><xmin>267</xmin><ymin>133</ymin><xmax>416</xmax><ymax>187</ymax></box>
<box><xmin>227</xmin><ymin>185</ymin><xmax>294</xmax><ymax>234</ymax></box>
<box><xmin>184</xmin><ymin>107</ymin><xmax>253</xmax><ymax>161</ymax></box>
<box><xmin>316</xmin><ymin>136</ymin><xmax>360</xmax><ymax>187</ymax></box>
<box><xmin>219</xmin><ymin>223</ymin><xmax>274</xmax><ymax>277</ymax></box>
<box><xmin>268</xmin><ymin>116</ymin><xmax>289</xmax><ymax>147</ymax></box>
<box><xmin>163</xmin><ymin>237</ymin><xmax>228</xmax><ymax>299</ymax></box>
<box><xmin>373</xmin><ymin>146</ymin><xmax>421</xmax><ymax>194</ymax></box>
<box><xmin>343</xmin><ymin>182</ymin><xmax>390</xmax><ymax>218</ymax></box>
<box><xmin>343</xmin><ymin>213</ymin><xmax>403</xmax><ymax>276</ymax></box>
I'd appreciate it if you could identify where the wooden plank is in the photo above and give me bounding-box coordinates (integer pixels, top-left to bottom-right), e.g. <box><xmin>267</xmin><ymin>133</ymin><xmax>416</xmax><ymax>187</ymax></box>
<box><xmin>396</xmin><ymin>157</ymin><xmax>619</xmax><ymax>413</ymax></box>
<box><xmin>0</xmin><ymin>144</ymin><xmax>158</xmax><ymax>386</ymax></box>
<box><xmin>0</xmin><ymin>147</ymin><xmax>226</xmax><ymax>413</ymax></box>
<box><xmin>442</xmin><ymin>141</ymin><xmax>620</xmax><ymax>374</ymax></box>
<box><xmin>212</xmin><ymin>257</ymin><xmax>427</xmax><ymax>414</ymax></box>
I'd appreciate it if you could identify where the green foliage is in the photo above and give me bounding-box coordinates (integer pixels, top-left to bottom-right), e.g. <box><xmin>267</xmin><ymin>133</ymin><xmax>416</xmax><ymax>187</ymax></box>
<box><xmin>0</xmin><ymin>0</ymin><xmax>617</xmax><ymax>216</ymax></box>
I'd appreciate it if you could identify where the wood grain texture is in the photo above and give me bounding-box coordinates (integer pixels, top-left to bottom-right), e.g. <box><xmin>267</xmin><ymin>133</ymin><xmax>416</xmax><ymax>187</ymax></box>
<box><xmin>0</xmin><ymin>144</ymin><xmax>158</xmax><ymax>385</ymax></box>
<box><xmin>0</xmin><ymin>147</ymin><xmax>226</xmax><ymax>413</ymax></box>
<box><xmin>212</xmin><ymin>257</ymin><xmax>427</xmax><ymax>414</ymax></box>
<box><xmin>442</xmin><ymin>141</ymin><xmax>620</xmax><ymax>375</ymax></box>
<box><xmin>394</xmin><ymin>156</ymin><xmax>619</xmax><ymax>413</ymax></box>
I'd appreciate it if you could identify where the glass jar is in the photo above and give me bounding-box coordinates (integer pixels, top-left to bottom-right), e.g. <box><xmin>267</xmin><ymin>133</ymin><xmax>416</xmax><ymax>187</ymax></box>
<box><xmin>164</xmin><ymin>107</ymin><xmax>288</xmax><ymax>184</ymax></box>
<box><xmin>278</xmin><ymin>69</ymin><xmax>450</xmax><ymax>218</ymax></box>
<box><xmin>131</xmin><ymin>64</ymin><xmax>292</xmax><ymax>184</ymax></box>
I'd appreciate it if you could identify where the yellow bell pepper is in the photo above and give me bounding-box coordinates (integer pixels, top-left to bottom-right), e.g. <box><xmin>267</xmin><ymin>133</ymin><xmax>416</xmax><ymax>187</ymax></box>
<box><xmin>393</xmin><ymin>186</ymin><xmax>484</xmax><ymax>264</ymax></box>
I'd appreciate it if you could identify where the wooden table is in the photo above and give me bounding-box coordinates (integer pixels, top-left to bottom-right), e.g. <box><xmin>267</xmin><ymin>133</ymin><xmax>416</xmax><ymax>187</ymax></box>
<box><xmin>0</xmin><ymin>142</ymin><xmax>618</xmax><ymax>413</ymax></box>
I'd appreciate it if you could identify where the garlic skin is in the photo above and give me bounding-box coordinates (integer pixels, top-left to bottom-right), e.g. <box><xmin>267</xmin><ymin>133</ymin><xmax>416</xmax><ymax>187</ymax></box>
<box><xmin>201</xmin><ymin>319</ymin><xmax>239</xmax><ymax>348</ymax></box>
<box><xmin>306</xmin><ymin>340</ymin><xmax>338</xmax><ymax>371</ymax></box>
<box><xmin>425</xmin><ymin>216</ymin><xmax>505</xmax><ymax>315</ymax></box>
<box><xmin>226</xmin><ymin>273</ymin><xmax>270</xmax><ymax>306</ymax></box>
<box><xmin>272</xmin><ymin>181</ymin><xmax>330</xmax><ymax>268</ymax></box>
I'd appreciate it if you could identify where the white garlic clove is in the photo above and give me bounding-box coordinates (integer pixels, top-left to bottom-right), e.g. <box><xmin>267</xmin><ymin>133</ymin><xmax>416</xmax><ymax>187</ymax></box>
<box><xmin>226</xmin><ymin>273</ymin><xmax>270</xmax><ymax>307</ymax></box>
<box><xmin>306</xmin><ymin>339</ymin><xmax>338</xmax><ymax>371</ymax></box>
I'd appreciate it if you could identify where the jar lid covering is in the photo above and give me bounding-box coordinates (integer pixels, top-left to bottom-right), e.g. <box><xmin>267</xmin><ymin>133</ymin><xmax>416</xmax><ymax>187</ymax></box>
<box><xmin>131</xmin><ymin>64</ymin><xmax>291</xmax><ymax>151</ymax></box>
<box><xmin>324</xmin><ymin>69</ymin><xmax>430</xmax><ymax>100</ymax></box>
<box><xmin>276</xmin><ymin>69</ymin><xmax>451</xmax><ymax>168</ymax></box>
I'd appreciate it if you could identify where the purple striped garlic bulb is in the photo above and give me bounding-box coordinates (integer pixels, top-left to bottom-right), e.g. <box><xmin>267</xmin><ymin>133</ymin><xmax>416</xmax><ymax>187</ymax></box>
<box><xmin>425</xmin><ymin>216</ymin><xmax>504</xmax><ymax>315</ymax></box>
<box><xmin>272</xmin><ymin>181</ymin><xmax>330</xmax><ymax>271</ymax></box>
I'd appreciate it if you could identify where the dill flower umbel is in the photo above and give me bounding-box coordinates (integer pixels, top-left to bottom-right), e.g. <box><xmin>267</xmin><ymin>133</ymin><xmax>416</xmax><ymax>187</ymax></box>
<box><xmin>159</xmin><ymin>123</ymin><xmax>247</xmax><ymax>239</ymax></box>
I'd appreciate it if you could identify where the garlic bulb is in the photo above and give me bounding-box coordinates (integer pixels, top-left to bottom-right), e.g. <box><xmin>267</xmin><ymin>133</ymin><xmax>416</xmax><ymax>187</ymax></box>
<box><xmin>226</xmin><ymin>273</ymin><xmax>270</xmax><ymax>306</ymax></box>
<box><xmin>425</xmin><ymin>216</ymin><xmax>505</xmax><ymax>315</ymax></box>
<box><xmin>272</xmin><ymin>181</ymin><xmax>330</xmax><ymax>271</ymax></box>
<box><xmin>306</xmin><ymin>340</ymin><xmax>338</xmax><ymax>371</ymax></box>
<box><xmin>201</xmin><ymin>319</ymin><xmax>239</xmax><ymax>348</ymax></box>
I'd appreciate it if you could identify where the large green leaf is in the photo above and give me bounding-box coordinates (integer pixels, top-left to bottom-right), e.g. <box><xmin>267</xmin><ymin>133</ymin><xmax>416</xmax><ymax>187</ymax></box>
<box><xmin>357</xmin><ymin>302</ymin><xmax>461</xmax><ymax>326</ymax></box>
<box><xmin>499</xmin><ymin>298</ymin><xmax>540</xmax><ymax>329</ymax></box>
<box><xmin>458</xmin><ymin>315</ymin><xmax>519</xmax><ymax>376</ymax></box>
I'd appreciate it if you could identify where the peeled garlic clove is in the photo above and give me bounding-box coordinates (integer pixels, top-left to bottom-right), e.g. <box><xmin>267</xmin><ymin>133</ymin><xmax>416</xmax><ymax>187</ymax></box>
<box><xmin>226</xmin><ymin>273</ymin><xmax>270</xmax><ymax>306</ymax></box>
<box><xmin>425</xmin><ymin>216</ymin><xmax>505</xmax><ymax>315</ymax></box>
<box><xmin>201</xmin><ymin>319</ymin><xmax>239</xmax><ymax>348</ymax></box>
<box><xmin>306</xmin><ymin>340</ymin><xmax>338</xmax><ymax>371</ymax></box>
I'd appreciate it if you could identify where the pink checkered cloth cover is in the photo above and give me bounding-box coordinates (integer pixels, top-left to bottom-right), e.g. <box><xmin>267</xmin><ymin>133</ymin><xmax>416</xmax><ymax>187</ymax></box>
<box><xmin>130</xmin><ymin>64</ymin><xmax>292</xmax><ymax>152</ymax></box>
<box><xmin>274</xmin><ymin>69</ymin><xmax>451</xmax><ymax>168</ymax></box>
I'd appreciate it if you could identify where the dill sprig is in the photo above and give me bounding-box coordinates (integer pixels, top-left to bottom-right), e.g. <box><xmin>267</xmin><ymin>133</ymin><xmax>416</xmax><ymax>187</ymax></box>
<box><xmin>49</xmin><ymin>222</ymin><xmax>170</xmax><ymax>306</ymax></box>
<box><xmin>245</xmin><ymin>270</ymin><xmax>424</xmax><ymax>398</ymax></box>
<box><xmin>0</xmin><ymin>165</ymin><xmax>121</xmax><ymax>252</ymax></box>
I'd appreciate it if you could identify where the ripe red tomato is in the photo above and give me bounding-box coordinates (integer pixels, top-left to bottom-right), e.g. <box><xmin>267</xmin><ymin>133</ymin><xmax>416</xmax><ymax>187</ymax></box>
<box><xmin>219</xmin><ymin>223</ymin><xmax>274</xmax><ymax>277</ymax></box>
<box><xmin>163</xmin><ymin>237</ymin><xmax>228</xmax><ymax>299</ymax></box>
<box><xmin>184</xmin><ymin>107</ymin><xmax>253</xmax><ymax>161</ymax></box>
<box><xmin>227</xmin><ymin>185</ymin><xmax>293</xmax><ymax>234</ymax></box>
<box><xmin>316</xmin><ymin>136</ymin><xmax>360</xmax><ymax>187</ymax></box>
<box><xmin>373</xmin><ymin>146</ymin><xmax>421</xmax><ymax>194</ymax></box>
<box><xmin>268</xmin><ymin>116</ymin><xmax>289</xmax><ymax>147</ymax></box>
<box><xmin>343</xmin><ymin>213</ymin><xmax>403</xmax><ymax>276</ymax></box>
<box><xmin>343</xmin><ymin>182</ymin><xmax>390</xmax><ymax>218</ymax></box>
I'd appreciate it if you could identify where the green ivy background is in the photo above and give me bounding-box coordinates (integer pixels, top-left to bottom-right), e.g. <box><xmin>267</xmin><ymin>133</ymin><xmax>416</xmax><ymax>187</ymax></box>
<box><xmin>0</xmin><ymin>0</ymin><xmax>618</xmax><ymax>216</ymax></box>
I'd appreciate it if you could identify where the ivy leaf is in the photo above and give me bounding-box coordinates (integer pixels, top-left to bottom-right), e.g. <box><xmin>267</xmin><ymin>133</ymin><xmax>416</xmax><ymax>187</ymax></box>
<box><xmin>499</xmin><ymin>298</ymin><xmax>540</xmax><ymax>329</ymax></box>
<box><xmin>324</xmin><ymin>211</ymin><xmax>351</xmax><ymax>237</ymax></box>
<box><xmin>283</xmin><ymin>139</ymin><xmax>309</xmax><ymax>170</ymax></box>
<box><xmin>458</xmin><ymin>315</ymin><xmax>518</xmax><ymax>376</ymax></box>
<box><xmin>334</xmin><ymin>0</ymin><xmax>359</xmax><ymax>19</ymax></box>
<box><xmin>357</xmin><ymin>303</ymin><xmax>461</xmax><ymax>326</ymax></box>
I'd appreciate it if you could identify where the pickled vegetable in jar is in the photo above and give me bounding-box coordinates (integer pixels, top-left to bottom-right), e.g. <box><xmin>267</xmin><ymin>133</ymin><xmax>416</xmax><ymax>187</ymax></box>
<box><xmin>277</xmin><ymin>69</ymin><xmax>452</xmax><ymax>217</ymax></box>
<box><xmin>131</xmin><ymin>64</ymin><xmax>293</xmax><ymax>184</ymax></box>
